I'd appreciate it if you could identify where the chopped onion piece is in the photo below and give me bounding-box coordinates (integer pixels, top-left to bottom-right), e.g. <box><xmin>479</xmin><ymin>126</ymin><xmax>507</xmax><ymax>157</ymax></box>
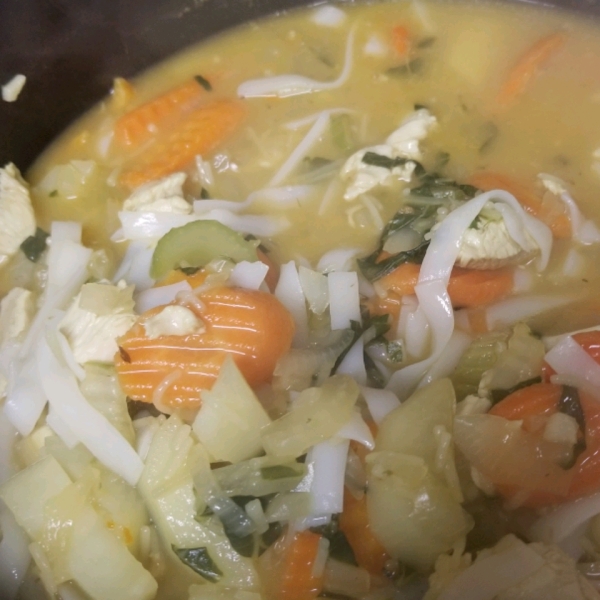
<box><xmin>336</xmin><ymin>336</ymin><xmax>367</xmax><ymax>386</ymax></box>
<box><xmin>135</xmin><ymin>280</ymin><xmax>192</xmax><ymax>313</ymax></box>
<box><xmin>337</xmin><ymin>411</ymin><xmax>375</xmax><ymax>449</ymax></box>
<box><xmin>238</xmin><ymin>29</ymin><xmax>354</xmax><ymax>98</ymax></box>
<box><xmin>545</xmin><ymin>335</ymin><xmax>600</xmax><ymax>389</ymax></box>
<box><xmin>229</xmin><ymin>260</ymin><xmax>269</xmax><ymax>290</ymax></box>
<box><xmin>323</xmin><ymin>559</ymin><xmax>371</xmax><ymax>599</ymax></box>
<box><xmin>317</xmin><ymin>248</ymin><xmax>360</xmax><ymax>273</ymax></box>
<box><xmin>113</xmin><ymin>241</ymin><xmax>155</xmax><ymax>292</ymax></box>
<box><xmin>311</xmin><ymin>4</ymin><xmax>347</xmax><ymax>27</ymax></box>
<box><xmin>37</xmin><ymin>337</ymin><xmax>143</xmax><ymax>486</ymax></box>
<box><xmin>275</xmin><ymin>261</ymin><xmax>309</xmax><ymax>347</ymax></box>
<box><xmin>361</xmin><ymin>387</ymin><xmax>400</xmax><ymax>425</ymax></box>
<box><xmin>298</xmin><ymin>267</ymin><xmax>329</xmax><ymax>315</ymax></box>
<box><xmin>0</xmin><ymin>507</ymin><xmax>31</xmax><ymax>598</ymax></box>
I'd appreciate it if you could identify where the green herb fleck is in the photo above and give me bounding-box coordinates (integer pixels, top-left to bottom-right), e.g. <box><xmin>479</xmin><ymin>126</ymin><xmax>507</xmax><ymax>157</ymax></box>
<box><xmin>172</xmin><ymin>546</ymin><xmax>222</xmax><ymax>582</ymax></box>
<box><xmin>200</xmin><ymin>187</ymin><xmax>210</xmax><ymax>200</ymax></box>
<box><xmin>195</xmin><ymin>75</ymin><xmax>212</xmax><ymax>91</ymax></box>
<box><xmin>414</xmin><ymin>103</ymin><xmax>428</xmax><ymax>111</ymax></box>
<box><xmin>49</xmin><ymin>189</ymin><xmax>58</xmax><ymax>197</ymax></box>
<box><xmin>417</xmin><ymin>37</ymin><xmax>436</xmax><ymax>49</ymax></box>
<box><xmin>358</xmin><ymin>239</ymin><xmax>430</xmax><ymax>282</ymax></box>
<box><xmin>20</xmin><ymin>228</ymin><xmax>49</xmax><ymax>262</ymax></box>
<box><xmin>558</xmin><ymin>385</ymin><xmax>587</xmax><ymax>469</ymax></box>
<box><xmin>178</xmin><ymin>266</ymin><xmax>202</xmax><ymax>276</ymax></box>
<box><xmin>362</xmin><ymin>152</ymin><xmax>412</xmax><ymax>170</ymax></box>
<box><xmin>330</xmin><ymin>113</ymin><xmax>355</xmax><ymax>152</ymax></box>
<box><xmin>479</xmin><ymin>122</ymin><xmax>499</xmax><ymax>155</ymax></box>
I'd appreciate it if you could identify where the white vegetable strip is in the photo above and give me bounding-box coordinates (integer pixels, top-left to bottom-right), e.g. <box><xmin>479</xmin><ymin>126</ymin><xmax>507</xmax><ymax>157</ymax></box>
<box><xmin>545</xmin><ymin>335</ymin><xmax>600</xmax><ymax>389</ymax></box>
<box><xmin>0</xmin><ymin>507</ymin><xmax>30</xmax><ymax>600</ymax></box>
<box><xmin>337</xmin><ymin>411</ymin><xmax>375</xmax><ymax>449</ymax></box>
<box><xmin>336</xmin><ymin>336</ymin><xmax>367</xmax><ymax>386</ymax></box>
<box><xmin>269</xmin><ymin>111</ymin><xmax>331</xmax><ymax>187</ymax></box>
<box><xmin>113</xmin><ymin>241</ymin><xmax>155</xmax><ymax>293</ymax></box>
<box><xmin>116</xmin><ymin>211</ymin><xmax>195</xmax><ymax>241</ymax></box>
<box><xmin>317</xmin><ymin>248</ymin><xmax>360</xmax><ymax>273</ymax></box>
<box><xmin>544</xmin><ymin>326</ymin><xmax>600</xmax><ymax>350</ymax></box>
<box><xmin>419</xmin><ymin>330</ymin><xmax>472</xmax><ymax>388</ymax></box>
<box><xmin>299</xmin><ymin>267</ymin><xmax>329</xmax><ymax>315</ymax></box>
<box><xmin>46</xmin><ymin>405</ymin><xmax>79</xmax><ymax>449</ymax></box>
<box><xmin>275</xmin><ymin>261</ymin><xmax>309</xmax><ymax>347</ymax></box>
<box><xmin>361</xmin><ymin>386</ymin><xmax>400</xmax><ymax>424</ymax></box>
<box><xmin>37</xmin><ymin>337</ymin><xmax>143</xmax><ymax>486</ymax></box>
<box><xmin>238</xmin><ymin>29</ymin><xmax>354</xmax><ymax>98</ymax></box>
<box><xmin>194</xmin><ymin>209</ymin><xmax>290</xmax><ymax>237</ymax></box>
<box><xmin>530</xmin><ymin>491</ymin><xmax>600</xmax><ymax>551</ymax></box>
<box><xmin>135</xmin><ymin>280</ymin><xmax>192</xmax><ymax>313</ymax></box>
<box><xmin>228</xmin><ymin>261</ymin><xmax>269</xmax><ymax>290</ymax></box>
<box><xmin>484</xmin><ymin>293</ymin><xmax>576</xmax><ymax>331</ymax></box>
<box><xmin>328</xmin><ymin>271</ymin><xmax>361</xmax><ymax>330</ymax></box>
<box><xmin>401</xmin><ymin>300</ymin><xmax>430</xmax><ymax>359</ymax></box>
<box><xmin>306</xmin><ymin>438</ymin><xmax>350</xmax><ymax>516</ymax></box>
<box><xmin>386</xmin><ymin>279</ymin><xmax>453</xmax><ymax>400</ymax></box>
<box><xmin>246</xmin><ymin>185</ymin><xmax>315</xmax><ymax>207</ymax></box>
<box><xmin>437</xmin><ymin>540</ymin><xmax>545</xmax><ymax>600</ymax></box>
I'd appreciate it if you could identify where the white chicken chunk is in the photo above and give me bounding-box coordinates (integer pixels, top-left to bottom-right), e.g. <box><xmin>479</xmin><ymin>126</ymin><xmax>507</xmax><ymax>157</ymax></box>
<box><xmin>143</xmin><ymin>305</ymin><xmax>205</xmax><ymax>339</ymax></box>
<box><xmin>0</xmin><ymin>163</ymin><xmax>36</xmax><ymax>266</ymax></box>
<box><xmin>59</xmin><ymin>280</ymin><xmax>136</xmax><ymax>364</ymax></box>
<box><xmin>341</xmin><ymin>109</ymin><xmax>437</xmax><ymax>201</ymax></box>
<box><xmin>455</xmin><ymin>204</ymin><xmax>540</xmax><ymax>269</ymax></box>
<box><xmin>123</xmin><ymin>172</ymin><xmax>192</xmax><ymax>214</ymax></box>
<box><xmin>426</xmin><ymin>535</ymin><xmax>600</xmax><ymax>600</ymax></box>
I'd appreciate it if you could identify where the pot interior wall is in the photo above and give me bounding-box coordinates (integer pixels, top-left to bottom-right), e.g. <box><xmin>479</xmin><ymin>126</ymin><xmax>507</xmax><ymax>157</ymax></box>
<box><xmin>0</xmin><ymin>0</ymin><xmax>599</xmax><ymax>168</ymax></box>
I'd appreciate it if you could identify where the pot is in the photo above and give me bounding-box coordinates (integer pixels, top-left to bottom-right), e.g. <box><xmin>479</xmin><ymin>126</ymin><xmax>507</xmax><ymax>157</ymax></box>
<box><xmin>1</xmin><ymin>0</ymin><xmax>600</xmax><ymax>169</ymax></box>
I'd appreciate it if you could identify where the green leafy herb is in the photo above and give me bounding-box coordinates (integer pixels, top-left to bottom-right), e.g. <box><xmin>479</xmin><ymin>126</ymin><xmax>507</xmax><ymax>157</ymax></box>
<box><xmin>311</xmin><ymin>518</ymin><xmax>357</xmax><ymax>565</ymax></box>
<box><xmin>433</xmin><ymin>151</ymin><xmax>450</xmax><ymax>171</ymax></box>
<box><xmin>386</xmin><ymin>57</ymin><xmax>425</xmax><ymax>77</ymax></box>
<box><xmin>358</xmin><ymin>239</ymin><xmax>429</xmax><ymax>281</ymax></box>
<box><xmin>362</xmin><ymin>152</ymin><xmax>413</xmax><ymax>170</ymax></box>
<box><xmin>479</xmin><ymin>122</ymin><xmax>499</xmax><ymax>155</ymax></box>
<box><xmin>200</xmin><ymin>187</ymin><xmax>211</xmax><ymax>200</ymax></box>
<box><xmin>194</xmin><ymin>75</ymin><xmax>212</xmax><ymax>91</ymax></box>
<box><xmin>490</xmin><ymin>377</ymin><xmax>543</xmax><ymax>405</ymax></box>
<box><xmin>259</xmin><ymin>521</ymin><xmax>283</xmax><ymax>555</ymax></box>
<box><xmin>330</xmin><ymin>113</ymin><xmax>355</xmax><ymax>152</ymax></box>
<box><xmin>558</xmin><ymin>385</ymin><xmax>587</xmax><ymax>469</ymax></box>
<box><xmin>365</xmin><ymin>353</ymin><xmax>387</xmax><ymax>389</ymax></box>
<box><xmin>260</xmin><ymin>464</ymin><xmax>304</xmax><ymax>480</ymax></box>
<box><xmin>410</xmin><ymin>173</ymin><xmax>478</xmax><ymax>201</ymax></box>
<box><xmin>303</xmin><ymin>156</ymin><xmax>333</xmax><ymax>170</ymax></box>
<box><xmin>49</xmin><ymin>189</ymin><xmax>58</xmax><ymax>197</ymax></box>
<box><xmin>414</xmin><ymin>103</ymin><xmax>428</xmax><ymax>111</ymax></box>
<box><xmin>172</xmin><ymin>546</ymin><xmax>222</xmax><ymax>582</ymax></box>
<box><xmin>20</xmin><ymin>227</ymin><xmax>49</xmax><ymax>262</ymax></box>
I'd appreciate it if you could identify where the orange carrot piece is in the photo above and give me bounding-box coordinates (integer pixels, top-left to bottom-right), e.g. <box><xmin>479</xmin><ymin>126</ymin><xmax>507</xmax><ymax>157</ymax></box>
<box><xmin>119</xmin><ymin>99</ymin><xmax>246</xmax><ymax>188</ymax></box>
<box><xmin>377</xmin><ymin>263</ymin><xmax>513</xmax><ymax>308</ymax></box>
<box><xmin>495</xmin><ymin>31</ymin><xmax>566</xmax><ymax>109</ymax></box>
<box><xmin>543</xmin><ymin>331</ymin><xmax>600</xmax><ymax>380</ymax></box>
<box><xmin>339</xmin><ymin>490</ymin><xmax>389</xmax><ymax>577</ymax></box>
<box><xmin>257</xmin><ymin>249</ymin><xmax>280</xmax><ymax>292</ymax></box>
<box><xmin>391</xmin><ymin>25</ymin><xmax>411</xmax><ymax>58</ymax></box>
<box><xmin>469</xmin><ymin>171</ymin><xmax>571</xmax><ymax>238</ymax></box>
<box><xmin>155</xmin><ymin>269</ymin><xmax>209</xmax><ymax>288</ymax></box>
<box><xmin>113</xmin><ymin>79</ymin><xmax>206</xmax><ymax>148</ymax></box>
<box><xmin>115</xmin><ymin>286</ymin><xmax>294</xmax><ymax>410</ymax></box>
<box><xmin>364</xmin><ymin>293</ymin><xmax>402</xmax><ymax>333</ymax></box>
<box><xmin>260</xmin><ymin>530</ymin><xmax>325</xmax><ymax>600</ymax></box>
<box><xmin>446</xmin><ymin>267</ymin><xmax>514</xmax><ymax>308</ymax></box>
<box><xmin>490</xmin><ymin>382</ymin><xmax>600</xmax><ymax>506</ymax></box>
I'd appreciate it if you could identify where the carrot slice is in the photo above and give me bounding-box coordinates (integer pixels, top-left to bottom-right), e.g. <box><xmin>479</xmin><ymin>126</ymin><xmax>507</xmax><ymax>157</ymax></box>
<box><xmin>259</xmin><ymin>530</ymin><xmax>325</xmax><ymax>600</ymax></box>
<box><xmin>119</xmin><ymin>99</ymin><xmax>246</xmax><ymax>188</ymax></box>
<box><xmin>469</xmin><ymin>171</ymin><xmax>571</xmax><ymax>238</ymax></box>
<box><xmin>115</xmin><ymin>286</ymin><xmax>294</xmax><ymax>410</ymax></box>
<box><xmin>391</xmin><ymin>25</ymin><xmax>411</xmax><ymax>58</ymax></box>
<box><xmin>339</xmin><ymin>490</ymin><xmax>389</xmax><ymax>577</ymax></box>
<box><xmin>377</xmin><ymin>263</ymin><xmax>513</xmax><ymax>308</ymax></box>
<box><xmin>490</xmin><ymin>382</ymin><xmax>600</xmax><ymax>506</ymax></box>
<box><xmin>495</xmin><ymin>31</ymin><xmax>566</xmax><ymax>109</ymax></box>
<box><xmin>113</xmin><ymin>79</ymin><xmax>206</xmax><ymax>148</ymax></box>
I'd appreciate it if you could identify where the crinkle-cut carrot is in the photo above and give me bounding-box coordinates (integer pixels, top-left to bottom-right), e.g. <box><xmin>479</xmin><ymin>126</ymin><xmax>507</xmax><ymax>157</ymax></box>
<box><xmin>339</xmin><ymin>490</ymin><xmax>389</xmax><ymax>577</ymax></box>
<box><xmin>490</xmin><ymin>382</ymin><xmax>600</xmax><ymax>506</ymax></box>
<box><xmin>377</xmin><ymin>263</ymin><xmax>513</xmax><ymax>308</ymax></box>
<box><xmin>495</xmin><ymin>31</ymin><xmax>566</xmax><ymax>109</ymax></box>
<box><xmin>391</xmin><ymin>25</ymin><xmax>411</xmax><ymax>58</ymax></box>
<box><xmin>119</xmin><ymin>99</ymin><xmax>246</xmax><ymax>188</ymax></box>
<box><xmin>469</xmin><ymin>171</ymin><xmax>571</xmax><ymax>238</ymax></box>
<box><xmin>114</xmin><ymin>286</ymin><xmax>294</xmax><ymax>410</ymax></box>
<box><xmin>259</xmin><ymin>530</ymin><xmax>325</xmax><ymax>600</ymax></box>
<box><xmin>113</xmin><ymin>79</ymin><xmax>206</xmax><ymax>148</ymax></box>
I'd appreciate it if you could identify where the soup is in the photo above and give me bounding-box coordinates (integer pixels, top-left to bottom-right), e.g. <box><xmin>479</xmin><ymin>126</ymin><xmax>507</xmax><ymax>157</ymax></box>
<box><xmin>2</xmin><ymin>0</ymin><xmax>600</xmax><ymax>598</ymax></box>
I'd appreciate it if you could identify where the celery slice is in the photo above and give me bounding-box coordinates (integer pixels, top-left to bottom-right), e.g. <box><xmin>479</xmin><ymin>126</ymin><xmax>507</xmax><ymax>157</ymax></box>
<box><xmin>150</xmin><ymin>220</ymin><xmax>258</xmax><ymax>280</ymax></box>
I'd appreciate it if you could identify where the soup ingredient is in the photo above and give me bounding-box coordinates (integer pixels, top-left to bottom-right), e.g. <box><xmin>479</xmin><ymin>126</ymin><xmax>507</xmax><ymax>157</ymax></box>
<box><xmin>469</xmin><ymin>171</ymin><xmax>571</xmax><ymax>238</ymax></box>
<box><xmin>1</xmin><ymin>74</ymin><xmax>26</xmax><ymax>103</ymax></box>
<box><xmin>119</xmin><ymin>99</ymin><xmax>246</xmax><ymax>188</ymax></box>
<box><xmin>113</xmin><ymin>78</ymin><xmax>209</xmax><ymax>149</ymax></box>
<box><xmin>150</xmin><ymin>220</ymin><xmax>259</xmax><ymax>280</ymax></box>
<box><xmin>495</xmin><ymin>31</ymin><xmax>566</xmax><ymax>109</ymax></box>
<box><xmin>258</xmin><ymin>529</ymin><xmax>326</xmax><ymax>600</ymax></box>
<box><xmin>122</xmin><ymin>172</ymin><xmax>191</xmax><ymax>215</ymax></box>
<box><xmin>391</xmin><ymin>25</ymin><xmax>412</xmax><ymax>58</ymax></box>
<box><xmin>426</xmin><ymin>534</ymin><xmax>598</xmax><ymax>600</ymax></box>
<box><xmin>115</xmin><ymin>286</ymin><xmax>295</xmax><ymax>410</ymax></box>
<box><xmin>0</xmin><ymin>164</ymin><xmax>36</xmax><ymax>266</ymax></box>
